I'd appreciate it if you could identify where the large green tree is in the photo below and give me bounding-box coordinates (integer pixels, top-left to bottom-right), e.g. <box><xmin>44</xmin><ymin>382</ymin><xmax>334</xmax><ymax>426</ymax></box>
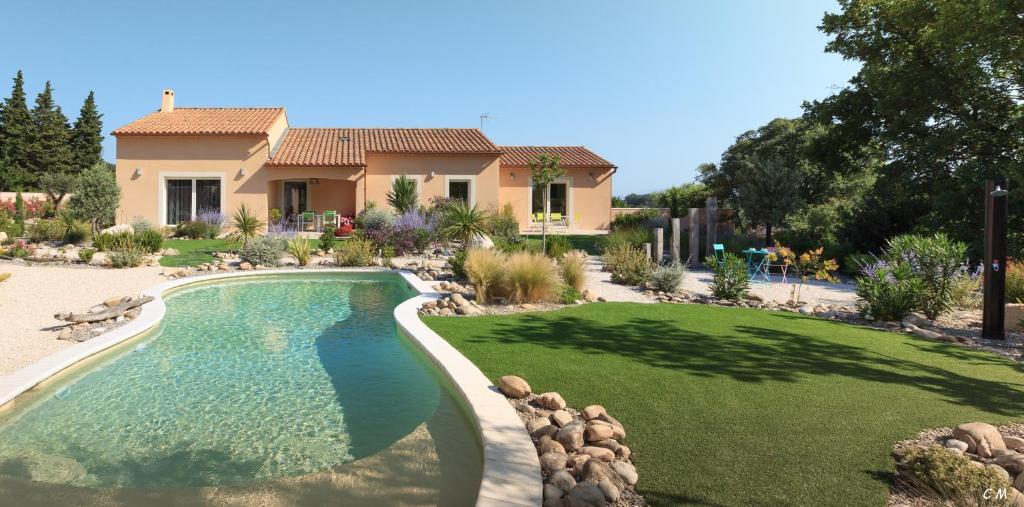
<box><xmin>0</xmin><ymin>71</ymin><xmax>33</xmax><ymax>191</ymax></box>
<box><xmin>71</xmin><ymin>91</ymin><xmax>103</xmax><ymax>171</ymax></box>
<box><xmin>28</xmin><ymin>81</ymin><xmax>73</xmax><ymax>188</ymax></box>
<box><xmin>809</xmin><ymin>0</ymin><xmax>1024</xmax><ymax>253</ymax></box>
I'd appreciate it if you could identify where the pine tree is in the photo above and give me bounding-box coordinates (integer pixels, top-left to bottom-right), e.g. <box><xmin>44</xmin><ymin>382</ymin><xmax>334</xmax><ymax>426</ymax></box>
<box><xmin>27</xmin><ymin>81</ymin><xmax>73</xmax><ymax>189</ymax></box>
<box><xmin>71</xmin><ymin>91</ymin><xmax>103</xmax><ymax>171</ymax></box>
<box><xmin>0</xmin><ymin>71</ymin><xmax>33</xmax><ymax>191</ymax></box>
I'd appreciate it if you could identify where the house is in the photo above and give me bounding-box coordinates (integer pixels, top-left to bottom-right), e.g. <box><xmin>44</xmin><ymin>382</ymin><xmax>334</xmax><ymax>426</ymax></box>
<box><xmin>113</xmin><ymin>90</ymin><xmax>616</xmax><ymax>233</ymax></box>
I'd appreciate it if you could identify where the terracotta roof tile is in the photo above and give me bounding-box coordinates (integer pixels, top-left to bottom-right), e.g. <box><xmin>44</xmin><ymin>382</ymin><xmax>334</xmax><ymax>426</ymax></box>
<box><xmin>268</xmin><ymin>128</ymin><xmax>501</xmax><ymax>166</ymax></box>
<box><xmin>499</xmin><ymin>146</ymin><xmax>615</xmax><ymax>168</ymax></box>
<box><xmin>112</xmin><ymin>107</ymin><xmax>285</xmax><ymax>136</ymax></box>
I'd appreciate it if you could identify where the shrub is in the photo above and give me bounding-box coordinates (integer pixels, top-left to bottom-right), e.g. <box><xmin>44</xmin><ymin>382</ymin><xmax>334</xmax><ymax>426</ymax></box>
<box><xmin>356</xmin><ymin>206</ymin><xmax>395</xmax><ymax>231</ymax></box>
<box><xmin>334</xmin><ymin>238</ymin><xmax>375</xmax><ymax>267</ymax></box>
<box><xmin>174</xmin><ymin>220</ymin><xmax>211</xmax><ymax>239</ymax></box>
<box><xmin>108</xmin><ymin>248</ymin><xmax>144</xmax><ymax>268</ymax></box>
<box><xmin>901</xmin><ymin>445</ymin><xmax>1010</xmax><ymax>505</ymax></box>
<box><xmin>440</xmin><ymin>201</ymin><xmax>490</xmax><ymax>244</ymax></box>
<box><xmin>93</xmin><ymin>231</ymin><xmax>136</xmax><ymax>252</ymax></box>
<box><xmin>605</xmin><ymin>244</ymin><xmax>652</xmax><ymax>286</ymax></box>
<box><xmin>949</xmin><ymin>266</ymin><xmax>982</xmax><ymax>310</ymax></box>
<box><xmin>319</xmin><ymin>226</ymin><xmax>336</xmax><ymax>252</ymax></box>
<box><xmin>387</xmin><ymin>175</ymin><xmax>420</xmax><ymax>214</ymax></box>
<box><xmin>67</xmin><ymin>164</ymin><xmax>120</xmax><ymax>233</ymax></box>
<box><xmin>600</xmin><ymin>228</ymin><xmax>650</xmax><ymax>254</ymax></box>
<box><xmin>465</xmin><ymin>248</ymin><xmax>507</xmax><ymax>303</ymax></box>
<box><xmin>228</xmin><ymin>203</ymin><xmax>265</xmax><ymax>246</ymax></box>
<box><xmin>1007</xmin><ymin>260</ymin><xmax>1024</xmax><ymax>304</ymax></box>
<box><xmin>842</xmin><ymin>252</ymin><xmax>874</xmax><ymax>277</ymax></box>
<box><xmin>560</xmin><ymin>285</ymin><xmax>582</xmax><ymax>304</ymax></box>
<box><xmin>496</xmin><ymin>239</ymin><xmax>539</xmax><ymax>254</ymax></box>
<box><xmin>559</xmin><ymin>251</ymin><xmax>588</xmax><ymax>292</ymax></box>
<box><xmin>649</xmin><ymin>262</ymin><xmax>686</xmax><ymax>293</ymax></box>
<box><xmin>27</xmin><ymin>220</ymin><xmax>61</xmax><ymax>243</ymax></box>
<box><xmin>55</xmin><ymin>213</ymin><xmax>89</xmax><ymax>244</ymax></box>
<box><xmin>489</xmin><ymin>204</ymin><xmax>521</xmax><ymax>245</ymax></box>
<box><xmin>78</xmin><ymin>247</ymin><xmax>96</xmax><ymax>263</ymax></box>
<box><xmin>134</xmin><ymin>228</ymin><xmax>164</xmax><ymax>253</ymax></box>
<box><xmin>707</xmin><ymin>252</ymin><xmax>750</xmax><ymax>300</ymax></box>
<box><xmin>197</xmin><ymin>209</ymin><xmax>226</xmax><ymax>238</ymax></box>
<box><xmin>363</xmin><ymin>225</ymin><xmax>419</xmax><ymax>256</ymax></box>
<box><xmin>449</xmin><ymin>248</ymin><xmax>468</xmax><ymax>279</ymax></box>
<box><xmin>131</xmin><ymin>217</ymin><xmax>153</xmax><ymax>232</ymax></box>
<box><xmin>506</xmin><ymin>251</ymin><xmax>558</xmax><ymax>303</ymax></box>
<box><xmin>286</xmin><ymin>237</ymin><xmax>312</xmax><ymax>266</ymax></box>
<box><xmin>610</xmin><ymin>209</ymin><xmax>662</xmax><ymax>230</ymax></box>
<box><xmin>545</xmin><ymin>235</ymin><xmax>573</xmax><ymax>259</ymax></box>
<box><xmin>239</xmin><ymin>235</ymin><xmax>284</xmax><ymax>267</ymax></box>
<box><xmin>883</xmin><ymin>234</ymin><xmax>969</xmax><ymax>320</ymax></box>
<box><xmin>855</xmin><ymin>258</ymin><xmax>923</xmax><ymax>321</ymax></box>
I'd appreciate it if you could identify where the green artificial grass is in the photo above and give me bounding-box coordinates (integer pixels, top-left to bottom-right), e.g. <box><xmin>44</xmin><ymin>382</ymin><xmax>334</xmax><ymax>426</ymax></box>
<box><xmin>424</xmin><ymin>303</ymin><xmax>1024</xmax><ymax>506</ymax></box>
<box><xmin>521</xmin><ymin>234</ymin><xmax>604</xmax><ymax>255</ymax></box>
<box><xmin>158</xmin><ymin>239</ymin><xmax>234</xmax><ymax>267</ymax></box>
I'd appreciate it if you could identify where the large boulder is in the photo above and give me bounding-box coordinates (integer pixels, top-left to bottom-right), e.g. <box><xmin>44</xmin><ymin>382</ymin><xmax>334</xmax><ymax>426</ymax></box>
<box><xmin>551</xmin><ymin>410</ymin><xmax>574</xmax><ymax>428</ymax></box>
<box><xmin>1005</xmin><ymin>436</ymin><xmax>1024</xmax><ymax>450</ymax></box>
<box><xmin>580</xmin><ymin>459</ymin><xmax>626</xmax><ymax>492</ymax></box>
<box><xmin>584</xmin><ymin>424</ymin><xmax>614</xmax><ymax>443</ymax></box>
<box><xmin>549</xmin><ymin>469</ymin><xmax>577</xmax><ymax>493</ymax></box>
<box><xmin>566</xmin><ymin>482</ymin><xmax>606</xmax><ymax>507</ymax></box>
<box><xmin>100</xmin><ymin>224</ymin><xmax>133</xmax><ymax>236</ymax></box>
<box><xmin>539</xmin><ymin>437</ymin><xmax>566</xmax><ymax>455</ymax></box>
<box><xmin>537</xmin><ymin>392</ymin><xmax>567</xmax><ymax>411</ymax></box>
<box><xmin>498</xmin><ymin>375</ymin><xmax>531</xmax><ymax>398</ymax></box>
<box><xmin>610</xmin><ymin>461</ymin><xmax>638</xmax><ymax>486</ymax></box>
<box><xmin>581</xmin><ymin>405</ymin><xmax>606</xmax><ymax>421</ymax></box>
<box><xmin>539</xmin><ymin>451</ymin><xmax>568</xmax><ymax>473</ymax></box>
<box><xmin>953</xmin><ymin>422</ymin><xmax>1006</xmax><ymax>458</ymax></box>
<box><xmin>468</xmin><ymin>232</ymin><xmax>495</xmax><ymax>250</ymax></box>
<box><xmin>995</xmin><ymin>450</ymin><xmax>1024</xmax><ymax>475</ymax></box>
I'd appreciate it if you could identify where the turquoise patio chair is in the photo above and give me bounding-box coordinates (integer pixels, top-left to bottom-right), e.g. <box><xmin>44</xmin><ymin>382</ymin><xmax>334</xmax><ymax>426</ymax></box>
<box><xmin>712</xmin><ymin>243</ymin><xmax>726</xmax><ymax>266</ymax></box>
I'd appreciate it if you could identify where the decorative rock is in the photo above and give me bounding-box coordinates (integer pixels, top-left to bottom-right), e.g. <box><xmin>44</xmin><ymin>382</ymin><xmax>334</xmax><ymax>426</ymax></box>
<box><xmin>597</xmin><ymin>480</ymin><xmax>620</xmax><ymax>502</ymax></box>
<box><xmin>540</xmin><ymin>451</ymin><xmax>568</xmax><ymax>473</ymax></box>
<box><xmin>556</xmin><ymin>421</ymin><xmax>585</xmax><ymax>452</ymax></box>
<box><xmin>616</xmin><ymin>446</ymin><xmax>631</xmax><ymax>460</ymax></box>
<box><xmin>610</xmin><ymin>461</ymin><xmax>638</xmax><ymax>486</ymax></box>
<box><xmin>533</xmin><ymin>424</ymin><xmax>559</xmax><ymax>440</ymax></box>
<box><xmin>995</xmin><ymin>450</ymin><xmax>1024</xmax><ymax>474</ymax></box>
<box><xmin>537</xmin><ymin>392</ymin><xmax>567</xmax><ymax>411</ymax></box>
<box><xmin>1005</xmin><ymin>436</ymin><xmax>1024</xmax><ymax>450</ymax></box>
<box><xmin>0</xmin><ymin>232</ymin><xmax>6</xmax><ymax>242</ymax></box>
<box><xmin>450</xmin><ymin>293</ymin><xmax>467</xmax><ymax>306</ymax></box>
<box><xmin>100</xmin><ymin>224</ymin><xmax>133</xmax><ymax>236</ymax></box>
<box><xmin>455</xmin><ymin>305</ymin><xmax>482</xmax><ymax>315</ymax></box>
<box><xmin>544</xmin><ymin>483</ymin><xmax>565</xmax><ymax>501</ymax></box>
<box><xmin>568</xmin><ymin>453</ymin><xmax>591</xmax><ymax>471</ymax></box>
<box><xmin>521</xmin><ymin>303</ymin><xmax>537</xmax><ymax>310</ymax></box>
<box><xmin>566</xmin><ymin>482</ymin><xmax>606</xmax><ymax>507</ymax></box>
<box><xmin>944</xmin><ymin>438</ymin><xmax>969</xmax><ymax>452</ymax></box>
<box><xmin>584</xmin><ymin>424</ymin><xmax>614</xmax><ymax>443</ymax></box>
<box><xmin>57</xmin><ymin>328</ymin><xmax>72</xmax><ymax>340</ymax></box>
<box><xmin>579</xmin><ymin>446</ymin><xmax>615</xmax><ymax>462</ymax></box>
<box><xmin>528</xmin><ymin>417</ymin><xmax>552</xmax><ymax>434</ymax></box>
<box><xmin>549</xmin><ymin>469</ymin><xmax>577</xmax><ymax>492</ymax></box>
<box><xmin>103</xmin><ymin>296</ymin><xmax>126</xmax><ymax>307</ymax></box>
<box><xmin>798</xmin><ymin>305</ymin><xmax>814</xmax><ymax>315</ymax></box>
<box><xmin>953</xmin><ymin>422</ymin><xmax>1006</xmax><ymax>458</ymax></box>
<box><xmin>539</xmin><ymin>438</ymin><xmax>566</xmax><ymax>455</ymax></box>
<box><xmin>498</xmin><ymin>375</ymin><xmax>531</xmax><ymax>398</ymax></box>
<box><xmin>909</xmin><ymin>326</ymin><xmax>944</xmax><ymax>340</ymax></box>
<box><xmin>162</xmin><ymin>248</ymin><xmax>179</xmax><ymax>256</ymax></box>
<box><xmin>581</xmin><ymin>405</ymin><xmax>606</xmax><ymax>421</ymax></box>
<box><xmin>239</xmin><ymin>262</ymin><xmax>254</xmax><ymax>271</ymax></box>
<box><xmin>581</xmin><ymin>459</ymin><xmax>626</xmax><ymax>493</ymax></box>
<box><xmin>1016</xmin><ymin>472</ymin><xmax>1024</xmax><ymax>491</ymax></box>
<box><xmin>551</xmin><ymin>410</ymin><xmax>573</xmax><ymax>428</ymax></box>
<box><xmin>591</xmin><ymin>439</ymin><xmax>620</xmax><ymax>453</ymax></box>
<box><xmin>987</xmin><ymin>463</ymin><xmax>1011</xmax><ymax>482</ymax></box>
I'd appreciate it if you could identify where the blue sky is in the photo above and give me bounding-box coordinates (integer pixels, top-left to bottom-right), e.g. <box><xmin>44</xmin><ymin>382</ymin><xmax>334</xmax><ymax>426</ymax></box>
<box><xmin>1</xmin><ymin>0</ymin><xmax>858</xmax><ymax>195</ymax></box>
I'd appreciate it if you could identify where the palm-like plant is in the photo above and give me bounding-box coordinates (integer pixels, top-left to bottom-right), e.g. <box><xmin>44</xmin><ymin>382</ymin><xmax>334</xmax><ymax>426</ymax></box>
<box><xmin>440</xmin><ymin>201</ymin><xmax>490</xmax><ymax>245</ymax></box>
<box><xmin>387</xmin><ymin>175</ymin><xmax>419</xmax><ymax>214</ymax></box>
<box><xmin>228</xmin><ymin>203</ymin><xmax>265</xmax><ymax>246</ymax></box>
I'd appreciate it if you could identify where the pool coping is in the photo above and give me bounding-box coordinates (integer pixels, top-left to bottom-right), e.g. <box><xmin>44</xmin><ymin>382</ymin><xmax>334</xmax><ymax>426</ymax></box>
<box><xmin>0</xmin><ymin>267</ymin><xmax>542</xmax><ymax>507</ymax></box>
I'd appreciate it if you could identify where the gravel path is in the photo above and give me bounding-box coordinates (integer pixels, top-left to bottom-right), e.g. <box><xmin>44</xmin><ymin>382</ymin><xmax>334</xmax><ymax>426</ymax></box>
<box><xmin>0</xmin><ymin>262</ymin><xmax>164</xmax><ymax>376</ymax></box>
<box><xmin>584</xmin><ymin>256</ymin><xmax>859</xmax><ymax>307</ymax></box>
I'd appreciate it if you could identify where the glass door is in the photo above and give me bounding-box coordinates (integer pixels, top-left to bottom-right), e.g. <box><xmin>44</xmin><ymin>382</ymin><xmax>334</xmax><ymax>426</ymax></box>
<box><xmin>283</xmin><ymin>181</ymin><xmax>308</xmax><ymax>223</ymax></box>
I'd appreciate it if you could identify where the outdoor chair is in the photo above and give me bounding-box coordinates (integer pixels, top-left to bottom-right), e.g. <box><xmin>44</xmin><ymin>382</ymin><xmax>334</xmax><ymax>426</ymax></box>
<box><xmin>549</xmin><ymin>212</ymin><xmax>567</xmax><ymax>226</ymax></box>
<box><xmin>712</xmin><ymin>243</ymin><xmax>726</xmax><ymax>266</ymax></box>
<box><xmin>322</xmin><ymin>210</ymin><xmax>337</xmax><ymax>230</ymax></box>
<box><xmin>300</xmin><ymin>211</ymin><xmax>315</xmax><ymax>232</ymax></box>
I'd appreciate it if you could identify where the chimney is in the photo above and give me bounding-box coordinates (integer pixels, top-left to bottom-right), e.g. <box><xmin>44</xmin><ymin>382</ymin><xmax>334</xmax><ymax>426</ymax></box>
<box><xmin>161</xmin><ymin>89</ymin><xmax>175</xmax><ymax>112</ymax></box>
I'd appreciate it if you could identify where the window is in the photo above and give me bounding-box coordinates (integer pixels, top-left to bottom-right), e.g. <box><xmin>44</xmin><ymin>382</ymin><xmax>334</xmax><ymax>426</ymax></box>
<box><xmin>165</xmin><ymin>178</ymin><xmax>222</xmax><ymax>225</ymax></box>
<box><xmin>448</xmin><ymin>180</ymin><xmax>470</xmax><ymax>203</ymax></box>
<box><xmin>531</xmin><ymin>180</ymin><xmax>570</xmax><ymax>221</ymax></box>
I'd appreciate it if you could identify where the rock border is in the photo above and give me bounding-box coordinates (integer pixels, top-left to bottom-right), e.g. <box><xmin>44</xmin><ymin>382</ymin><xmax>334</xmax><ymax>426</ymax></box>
<box><xmin>0</xmin><ymin>267</ymin><xmax>542</xmax><ymax>507</ymax></box>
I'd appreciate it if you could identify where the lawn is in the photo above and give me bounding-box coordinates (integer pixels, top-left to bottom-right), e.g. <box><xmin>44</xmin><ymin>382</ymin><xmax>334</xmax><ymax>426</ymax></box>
<box><xmin>158</xmin><ymin>239</ymin><xmax>234</xmax><ymax>267</ymax></box>
<box><xmin>521</xmin><ymin>234</ymin><xmax>604</xmax><ymax>255</ymax></box>
<box><xmin>424</xmin><ymin>303</ymin><xmax>1024</xmax><ymax>506</ymax></box>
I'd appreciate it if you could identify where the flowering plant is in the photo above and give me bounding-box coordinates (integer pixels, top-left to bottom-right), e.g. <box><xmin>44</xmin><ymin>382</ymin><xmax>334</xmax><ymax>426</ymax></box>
<box><xmin>771</xmin><ymin>242</ymin><xmax>839</xmax><ymax>303</ymax></box>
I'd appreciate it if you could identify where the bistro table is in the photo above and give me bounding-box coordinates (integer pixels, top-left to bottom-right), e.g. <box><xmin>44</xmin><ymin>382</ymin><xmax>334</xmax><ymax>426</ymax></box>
<box><xmin>742</xmin><ymin>248</ymin><xmax>772</xmax><ymax>284</ymax></box>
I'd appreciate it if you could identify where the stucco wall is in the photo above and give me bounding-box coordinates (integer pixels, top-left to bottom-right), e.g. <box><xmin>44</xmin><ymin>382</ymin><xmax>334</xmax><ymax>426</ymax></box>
<box><xmin>364</xmin><ymin>153</ymin><xmax>501</xmax><ymax>211</ymax></box>
<box><xmin>498</xmin><ymin>166</ymin><xmax>614</xmax><ymax>231</ymax></box>
<box><xmin>115</xmin><ymin>134</ymin><xmax>272</xmax><ymax>226</ymax></box>
<box><xmin>263</xmin><ymin>166</ymin><xmax>363</xmax><ymax>218</ymax></box>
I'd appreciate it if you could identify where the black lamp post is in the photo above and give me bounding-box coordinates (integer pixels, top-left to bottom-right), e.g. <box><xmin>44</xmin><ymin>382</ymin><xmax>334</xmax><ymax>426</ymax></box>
<box><xmin>982</xmin><ymin>178</ymin><xmax>1009</xmax><ymax>340</ymax></box>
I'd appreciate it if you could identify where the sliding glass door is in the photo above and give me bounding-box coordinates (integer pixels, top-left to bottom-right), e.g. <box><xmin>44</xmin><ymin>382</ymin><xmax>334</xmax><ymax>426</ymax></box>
<box><xmin>166</xmin><ymin>178</ymin><xmax>222</xmax><ymax>225</ymax></box>
<box><xmin>531</xmin><ymin>181</ymin><xmax>569</xmax><ymax>222</ymax></box>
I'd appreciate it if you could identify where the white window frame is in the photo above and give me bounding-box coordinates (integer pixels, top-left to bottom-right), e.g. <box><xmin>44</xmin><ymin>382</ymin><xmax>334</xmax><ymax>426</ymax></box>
<box><xmin>158</xmin><ymin>172</ymin><xmax>226</xmax><ymax>227</ymax></box>
<box><xmin>528</xmin><ymin>176</ymin><xmax>574</xmax><ymax>225</ymax></box>
<box><xmin>390</xmin><ymin>174</ymin><xmax>423</xmax><ymax>206</ymax></box>
<box><xmin>443</xmin><ymin>175</ymin><xmax>476</xmax><ymax>206</ymax></box>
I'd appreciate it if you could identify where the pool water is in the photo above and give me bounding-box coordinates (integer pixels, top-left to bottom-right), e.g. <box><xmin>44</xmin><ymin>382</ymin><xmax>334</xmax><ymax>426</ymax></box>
<box><xmin>0</xmin><ymin>273</ymin><xmax>481</xmax><ymax>505</ymax></box>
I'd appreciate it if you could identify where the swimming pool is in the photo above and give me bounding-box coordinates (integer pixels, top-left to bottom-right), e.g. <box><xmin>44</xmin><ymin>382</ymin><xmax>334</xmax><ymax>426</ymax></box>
<box><xmin>0</xmin><ymin>272</ymin><xmax>482</xmax><ymax>505</ymax></box>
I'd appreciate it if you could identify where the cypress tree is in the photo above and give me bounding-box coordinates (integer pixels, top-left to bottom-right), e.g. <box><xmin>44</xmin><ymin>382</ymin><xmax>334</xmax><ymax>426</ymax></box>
<box><xmin>71</xmin><ymin>91</ymin><xmax>103</xmax><ymax>171</ymax></box>
<box><xmin>0</xmin><ymin>71</ymin><xmax>33</xmax><ymax>191</ymax></box>
<box><xmin>28</xmin><ymin>81</ymin><xmax>73</xmax><ymax>189</ymax></box>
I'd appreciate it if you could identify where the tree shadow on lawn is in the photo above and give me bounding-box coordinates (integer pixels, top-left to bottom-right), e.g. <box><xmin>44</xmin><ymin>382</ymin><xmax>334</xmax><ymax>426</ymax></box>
<box><xmin>470</xmin><ymin>310</ymin><xmax>1024</xmax><ymax>415</ymax></box>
